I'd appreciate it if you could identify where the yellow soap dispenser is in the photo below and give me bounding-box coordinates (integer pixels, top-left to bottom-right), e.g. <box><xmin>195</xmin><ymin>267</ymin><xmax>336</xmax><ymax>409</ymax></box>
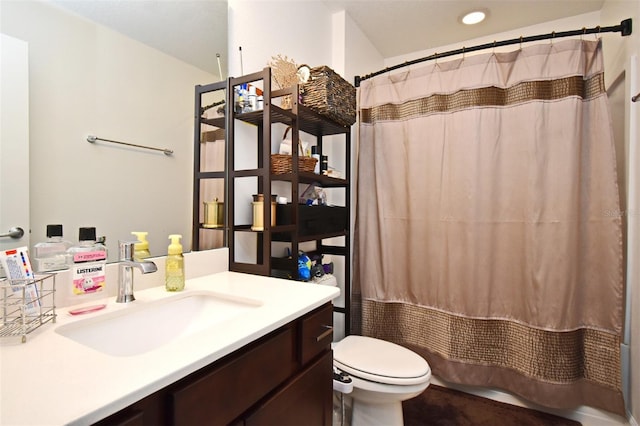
<box><xmin>131</xmin><ymin>231</ymin><xmax>151</xmax><ymax>261</ymax></box>
<box><xmin>165</xmin><ymin>234</ymin><xmax>185</xmax><ymax>291</ymax></box>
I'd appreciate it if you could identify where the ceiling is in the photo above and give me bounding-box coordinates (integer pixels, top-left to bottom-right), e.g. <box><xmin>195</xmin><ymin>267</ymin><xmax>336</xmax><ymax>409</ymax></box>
<box><xmin>48</xmin><ymin>0</ymin><xmax>609</xmax><ymax>76</ymax></box>
<box><xmin>327</xmin><ymin>0</ymin><xmax>606</xmax><ymax>58</ymax></box>
<box><xmin>47</xmin><ymin>0</ymin><xmax>228</xmax><ymax>78</ymax></box>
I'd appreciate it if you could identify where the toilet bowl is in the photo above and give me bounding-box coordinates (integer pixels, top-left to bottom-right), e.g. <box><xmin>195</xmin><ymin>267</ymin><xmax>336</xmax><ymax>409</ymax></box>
<box><xmin>333</xmin><ymin>335</ymin><xmax>431</xmax><ymax>426</ymax></box>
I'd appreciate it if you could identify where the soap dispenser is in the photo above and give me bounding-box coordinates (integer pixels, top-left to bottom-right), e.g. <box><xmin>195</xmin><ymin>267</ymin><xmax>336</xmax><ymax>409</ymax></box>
<box><xmin>131</xmin><ymin>231</ymin><xmax>151</xmax><ymax>261</ymax></box>
<box><xmin>165</xmin><ymin>234</ymin><xmax>185</xmax><ymax>291</ymax></box>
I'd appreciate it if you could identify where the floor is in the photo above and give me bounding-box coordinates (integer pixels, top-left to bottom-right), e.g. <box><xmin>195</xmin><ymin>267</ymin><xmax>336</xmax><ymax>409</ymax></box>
<box><xmin>332</xmin><ymin>389</ymin><xmax>632</xmax><ymax>426</ymax></box>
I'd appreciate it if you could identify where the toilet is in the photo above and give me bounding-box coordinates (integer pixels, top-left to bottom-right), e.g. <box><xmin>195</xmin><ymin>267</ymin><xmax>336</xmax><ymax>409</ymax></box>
<box><xmin>333</xmin><ymin>335</ymin><xmax>431</xmax><ymax>426</ymax></box>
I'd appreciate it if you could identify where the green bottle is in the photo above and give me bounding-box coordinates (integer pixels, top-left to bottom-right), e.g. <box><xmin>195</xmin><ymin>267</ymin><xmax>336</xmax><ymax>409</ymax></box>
<box><xmin>165</xmin><ymin>234</ymin><xmax>185</xmax><ymax>291</ymax></box>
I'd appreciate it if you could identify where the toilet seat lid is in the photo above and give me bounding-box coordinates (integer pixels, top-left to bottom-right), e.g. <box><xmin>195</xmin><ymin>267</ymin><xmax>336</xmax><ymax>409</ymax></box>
<box><xmin>333</xmin><ymin>335</ymin><xmax>431</xmax><ymax>385</ymax></box>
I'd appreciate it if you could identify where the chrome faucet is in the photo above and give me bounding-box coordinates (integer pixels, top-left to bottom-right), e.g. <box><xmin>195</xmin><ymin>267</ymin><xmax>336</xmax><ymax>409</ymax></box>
<box><xmin>116</xmin><ymin>240</ymin><xmax>157</xmax><ymax>303</ymax></box>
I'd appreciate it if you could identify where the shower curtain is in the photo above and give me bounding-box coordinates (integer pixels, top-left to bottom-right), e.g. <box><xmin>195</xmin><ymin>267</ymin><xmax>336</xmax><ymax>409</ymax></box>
<box><xmin>353</xmin><ymin>39</ymin><xmax>625</xmax><ymax>414</ymax></box>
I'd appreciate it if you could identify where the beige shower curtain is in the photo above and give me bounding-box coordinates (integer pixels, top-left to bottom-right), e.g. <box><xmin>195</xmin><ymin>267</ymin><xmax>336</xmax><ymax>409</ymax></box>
<box><xmin>354</xmin><ymin>39</ymin><xmax>625</xmax><ymax>414</ymax></box>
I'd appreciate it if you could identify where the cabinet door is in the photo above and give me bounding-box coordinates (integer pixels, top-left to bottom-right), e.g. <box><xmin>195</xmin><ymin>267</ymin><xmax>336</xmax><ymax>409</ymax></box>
<box><xmin>170</xmin><ymin>326</ymin><xmax>296</xmax><ymax>426</ymax></box>
<box><xmin>244</xmin><ymin>351</ymin><xmax>333</xmax><ymax>426</ymax></box>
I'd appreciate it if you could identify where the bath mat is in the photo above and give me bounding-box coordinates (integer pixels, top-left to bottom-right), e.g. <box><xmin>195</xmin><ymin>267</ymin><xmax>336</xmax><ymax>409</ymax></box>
<box><xmin>402</xmin><ymin>385</ymin><xmax>581</xmax><ymax>426</ymax></box>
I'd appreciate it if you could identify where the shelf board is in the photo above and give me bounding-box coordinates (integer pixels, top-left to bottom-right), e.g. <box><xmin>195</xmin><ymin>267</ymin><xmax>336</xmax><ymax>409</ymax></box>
<box><xmin>231</xmin><ymin>168</ymin><xmax>267</xmax><ymax>178</ymax></box>
<box><xmin>296</xmin><ymin>105</ymin><xmax>351</xmax><ymax>137</ymax></box>
<box><xmin>200</xmin><ymin>116</ymin><xmax>225</xmax><ymax>128</ymax></box>
<box><xmin>233</xmin><ymin>105</ymin><xmax>350</xmax><ymax>137</ymax></box>
<box><xmin>232</xmin><ymin>225</ymin><xmax>254</xmax><ymax>232</ymax></box>
<box><xmin>228</xmin><ymin>227</ymin><xmax>348</xmax><ymax>240</ymax></box>
<box><xmin>271</xmin><ymin>171</ymin><xmax>347</xmax><ymax>187</ymax></box>
<box><xmin>196</xmin><ymin>171</ymin><xmax>225</xmax><ymax>179</ymax></box>
<box><xmin>317</xmin><ymin>245</ymin><xmax>347</xmax><ymax>256</ymax></box>
<box><xmin>199</xmin><ymin>224</ymin><xmax>225</xmax><ymax>230</ymax></box>
<box><xmin>271</xmin><ymin>230</ymin><xmax>347</xmax><ymax>243</ymax></box>
<box><xmin>272</xmin><ymin>224</ymin><xmax>296</xmax><ymax>233</ymax></box>
<box><xmin>234</xmin><ymin>105</ymin><xmax>295</xmax><ymax>127</ymax></box>
<box><xmin>231</xmin><ymin>224</ymin><xmax>298</xmax><ymax>233</ymax></box>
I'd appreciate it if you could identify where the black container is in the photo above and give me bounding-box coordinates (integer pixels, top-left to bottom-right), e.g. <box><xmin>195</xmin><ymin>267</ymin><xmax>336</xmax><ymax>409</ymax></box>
<box><xmin>276</xmin><ymin>204</ymin><xmax>347</xmax><ymax>236</ymax></box>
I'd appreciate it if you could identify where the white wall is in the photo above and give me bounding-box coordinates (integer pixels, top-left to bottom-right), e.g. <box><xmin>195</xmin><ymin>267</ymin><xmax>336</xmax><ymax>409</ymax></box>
<box><xmin>0</xmin><ymin>0</ymin><xmax>215</xmax><ymax>261</ymax></box>
<box><xmin>600</xmin><ymin>1</ymin><xmax>640</xmax><ymax>423</ymax></box>
<box><xmin>0</xmin><ymin>34</ymin><xmax>30</xmax><ymax>254</ymax></box>
<box><xmin>228</xmin><ymin>0</ymin><xmax>333</xmax><ymax>78</ymax></box>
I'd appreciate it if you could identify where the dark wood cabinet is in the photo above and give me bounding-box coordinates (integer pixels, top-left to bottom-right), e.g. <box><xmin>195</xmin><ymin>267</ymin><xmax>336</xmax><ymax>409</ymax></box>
<box><xmin>170</xmin><ymin>325</ymin><xmax>296</xmax><ymax>425</ymax></box>
<box><xmin>94</xmin><ymin>303</ymin><xmax>333</xmax><ymax>426</ymax></box>
<box><xmin>245</xmin><ymin>351</ymin><xmax>333</xmax><ymax>426</ymax></box>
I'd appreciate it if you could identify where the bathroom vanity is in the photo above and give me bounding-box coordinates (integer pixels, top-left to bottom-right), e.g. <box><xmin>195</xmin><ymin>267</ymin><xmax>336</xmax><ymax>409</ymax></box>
<box><xmin>0</xmin><ymin>271</ymin><xmax>339</xmax><ymax>425</ymax></box>
<box><xmin>97</xmin><ymin>303</ymin><xmax>334</xmax><ymax>425</ymax></box>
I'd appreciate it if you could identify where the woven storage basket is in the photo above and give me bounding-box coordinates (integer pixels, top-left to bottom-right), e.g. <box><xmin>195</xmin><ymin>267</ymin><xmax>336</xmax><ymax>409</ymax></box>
<box><xmin>300</xmin><ymin>66</ymin><xmax>356</xmax><ymax>127</ymax></box>
<box><xmin>271</xmin><ymin>154</ymin><xmax>317</xmax><ymax>174</ymax></box>
<box><xmin>271</xmin><ymin>126</ymin><xmax>318</xmax><ymax>174</ymax></box>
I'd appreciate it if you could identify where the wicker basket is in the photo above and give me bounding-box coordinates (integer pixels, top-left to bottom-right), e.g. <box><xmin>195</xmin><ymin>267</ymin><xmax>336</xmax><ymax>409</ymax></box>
<box><xmin>271</xmin><ymin>154</ymin><xmax>317</xmax><ymax>174</ymax></box>
<box><xmin>300</xmin><ymin>66</ymin><xmax>356</xmax><ymax>127</ymax></box>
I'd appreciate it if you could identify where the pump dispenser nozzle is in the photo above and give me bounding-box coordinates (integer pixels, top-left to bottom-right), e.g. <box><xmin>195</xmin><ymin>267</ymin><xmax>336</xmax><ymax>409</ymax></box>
<box><xmin>168</xmin><ymin>234</ymin><xmax>183</xmax><ymax>255</ymax></box>
<box><xmin>131</xmin><ymin>231</ymin><xmax>150</xmax><ymax>261</ymax></box>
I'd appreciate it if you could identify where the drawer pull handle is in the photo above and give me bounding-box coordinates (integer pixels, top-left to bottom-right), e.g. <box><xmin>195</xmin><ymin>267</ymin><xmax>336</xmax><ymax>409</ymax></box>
<box><xmin>316</xmin><ymin>325</ymin><xmax>333</xmax><ymax>342</ymax></box>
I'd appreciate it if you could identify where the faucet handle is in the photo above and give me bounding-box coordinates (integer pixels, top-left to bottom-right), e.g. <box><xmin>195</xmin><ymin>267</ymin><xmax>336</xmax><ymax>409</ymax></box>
<box><xmin>119</xmin><ymin>240</ymin><xmax>137</xmax><ymax>262</ymax></box>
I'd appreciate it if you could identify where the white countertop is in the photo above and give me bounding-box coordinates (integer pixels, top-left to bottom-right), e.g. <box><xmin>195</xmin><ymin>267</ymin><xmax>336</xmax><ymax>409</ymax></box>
<box><xmin>0</xmin><ymin>271</ymin><xmax>339</xmax><ymax>425</ymax></box>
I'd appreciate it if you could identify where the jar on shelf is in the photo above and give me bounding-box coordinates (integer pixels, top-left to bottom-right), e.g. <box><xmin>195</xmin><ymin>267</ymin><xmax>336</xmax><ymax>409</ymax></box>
<box><xmin>251</xmin><ymin>194</ymin><xmax>276</xmax><ymax>231</ymax></box>
<box><xmin>203</xmin><ymin>198</ymin><xmax>224</xmax><ymax>228</ymax></box>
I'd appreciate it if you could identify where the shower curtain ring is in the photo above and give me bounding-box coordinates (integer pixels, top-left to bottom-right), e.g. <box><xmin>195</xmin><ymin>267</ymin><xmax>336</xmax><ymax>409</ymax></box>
<box><xmin>492</xmin><ymin>40</ymin><xmax>496</xmax><ymax>54</ymax></box>
<box><xmin>550</xmin><ymin>31</ymin><xmax>555</xmax><ymax>45</ymax></box>
<box><xmin>462</xmin><ymin>46</ymin><xmax>465</xmax><ymax>60</ymax></box>
<box><xmin>595</xmin><ymin>25</ymin><xmax>601</xmax><ymax>40</ymax></box>
<box><xmin>581</xmin><ymin>27</ymin><xmax>587</xmax><ymax>41</ymax></box>
<box><xmin>519</xmin><ymin>36</ymin><xmax>523</xmax><ymax>50</ymax></box>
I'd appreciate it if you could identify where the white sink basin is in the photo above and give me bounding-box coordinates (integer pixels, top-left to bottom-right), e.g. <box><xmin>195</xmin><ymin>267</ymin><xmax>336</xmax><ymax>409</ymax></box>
<box><xmin>56</xmin><ymin>291</ymin><xmax>262</xmax><ymax>356</ymax></box>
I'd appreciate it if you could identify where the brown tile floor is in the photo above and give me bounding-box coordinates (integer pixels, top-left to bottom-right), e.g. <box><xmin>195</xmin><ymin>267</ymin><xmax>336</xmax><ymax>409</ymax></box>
<box><xmin>333</xmin><ymin>386</ymin><xmax>581</xmax><ymax>426</ymax></box>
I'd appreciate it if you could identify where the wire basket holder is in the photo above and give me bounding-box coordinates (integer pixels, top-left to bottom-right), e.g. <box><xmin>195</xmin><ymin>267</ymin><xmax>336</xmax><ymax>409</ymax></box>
<box><xmin>1</xmin><ymin>274</ymin><xmax>56</xmax><ymax>343</ymax></box>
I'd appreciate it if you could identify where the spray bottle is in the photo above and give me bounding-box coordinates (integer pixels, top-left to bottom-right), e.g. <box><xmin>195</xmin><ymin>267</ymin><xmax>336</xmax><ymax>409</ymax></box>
<box><xmin>165</xmin><ymin>234</ymin><xmax>185</xmax><ymax>291</ymax></box>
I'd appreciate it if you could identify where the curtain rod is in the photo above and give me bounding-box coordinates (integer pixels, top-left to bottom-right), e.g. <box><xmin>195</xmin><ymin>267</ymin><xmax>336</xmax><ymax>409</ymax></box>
<box><xmin>354</xmin><ymin>18</ymin><xmax>632</xmax><ymax>87</ymax></box>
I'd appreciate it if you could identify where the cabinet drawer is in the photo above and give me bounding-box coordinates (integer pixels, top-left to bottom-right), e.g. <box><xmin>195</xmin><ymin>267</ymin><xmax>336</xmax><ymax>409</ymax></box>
<box><xmin>245</xmin><ymin>350</ymin><xmax>333</xmax><ymax>426</ymax></box>
<box><xmin>300</xmin><ymin>303</ymin><xmax>333</xmax><ymax>365</ymax></box>
<box><xmin>276</xmin><ymin>205</ymin><xmax>348</xmax><ymax>236</ymax></box>
<box><xmin>170</xmin><ymin>325</ymin><xmax>296</xmax><ymax>426</ymax></box>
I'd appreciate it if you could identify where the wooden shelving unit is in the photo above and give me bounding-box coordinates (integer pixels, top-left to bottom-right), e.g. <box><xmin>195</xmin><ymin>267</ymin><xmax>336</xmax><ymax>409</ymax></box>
<box><xmin>192</xmin><ymin>80</ymin><xmax>228</xmax><ymax>251</ymax></box>
<box><xmin>227</xmin><ymin>68</ymin><xmax>351</xmax><ymax>337</ymax></box>
<box><xmin>192</xmin><ymin>68</ymin><xmax>352</xmax><ymax>337</ymax></box>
